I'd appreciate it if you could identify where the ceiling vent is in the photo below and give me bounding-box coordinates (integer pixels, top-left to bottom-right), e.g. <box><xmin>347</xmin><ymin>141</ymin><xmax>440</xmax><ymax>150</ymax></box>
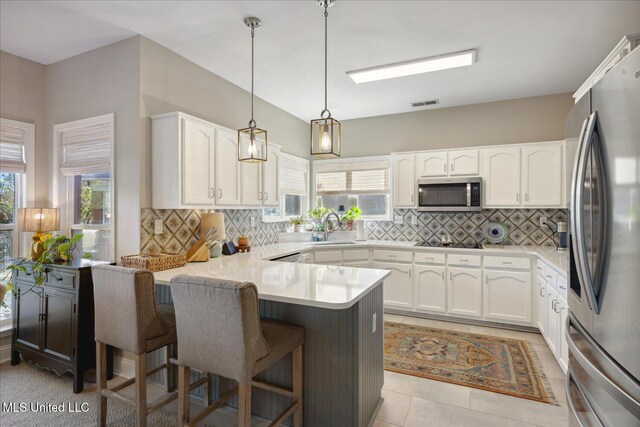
<box><xmin>411</xmin><ymin>99</ymin><xmax>439</xmax><ymax>108</ymax></box>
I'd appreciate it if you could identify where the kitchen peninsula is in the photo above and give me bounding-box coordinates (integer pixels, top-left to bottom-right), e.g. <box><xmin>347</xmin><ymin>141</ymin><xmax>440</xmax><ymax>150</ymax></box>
<box><xmin>153</xmin><ymin>244</ymin><xmax>391</xmax><ymax>427</ymax></box>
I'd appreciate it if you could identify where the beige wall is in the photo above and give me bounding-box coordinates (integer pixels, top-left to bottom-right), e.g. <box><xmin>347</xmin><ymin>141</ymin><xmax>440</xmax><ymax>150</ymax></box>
<box><xmin>0</xmin><ymin>51</ymin><xmax>47</xmax><ymax>205</ymax></box>
<box><xmin>139</xmin><ymin>37</ymin><xmax>309</xmax><ymax>207</ymax></box>
<box><xmin>340</xmin><ymin>93</ymin><xmax>574</xmax><ymax>157</ymax></box>
<box><xmin>44</xmin><ymin>37</ymin><xmax>142</xmax><ymax>258</ymax></box>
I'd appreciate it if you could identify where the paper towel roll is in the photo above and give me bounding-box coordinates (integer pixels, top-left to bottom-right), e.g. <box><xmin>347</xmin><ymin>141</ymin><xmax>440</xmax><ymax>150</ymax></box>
<box><xmin>200</xmin><ymin>212</ymin><xmax>226</xmax><ymax>241</ymax></box>
<box><xmin>355</xmin><ymin>220</ymin><xmax>367</xmax><ymax>241</ymax></box>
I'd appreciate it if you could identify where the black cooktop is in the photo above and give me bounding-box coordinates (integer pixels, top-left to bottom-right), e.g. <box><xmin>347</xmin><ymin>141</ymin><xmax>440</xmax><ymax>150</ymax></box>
<box><xmin>414</xmin><ymin>242</ymin><xmax>483</xmax><ymax>249</ymax></box>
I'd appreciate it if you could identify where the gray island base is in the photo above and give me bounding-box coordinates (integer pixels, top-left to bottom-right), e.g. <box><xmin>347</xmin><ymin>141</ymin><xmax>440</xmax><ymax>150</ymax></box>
<box><xmin>155</xmin><ymin>281</ymin><xmax>384</xmax><ymax>427</ymax></box>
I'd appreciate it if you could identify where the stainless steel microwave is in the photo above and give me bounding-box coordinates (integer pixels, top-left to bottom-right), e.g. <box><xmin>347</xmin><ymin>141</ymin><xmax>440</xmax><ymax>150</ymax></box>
<box><xmin>417</xmin><ymin>177</ymin><xmax>482</xmax><ymax>212</ymax></box>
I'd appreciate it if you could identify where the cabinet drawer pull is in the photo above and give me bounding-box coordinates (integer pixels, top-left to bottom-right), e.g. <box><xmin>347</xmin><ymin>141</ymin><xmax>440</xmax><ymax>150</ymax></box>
<box><xmin>388</xmin><ymin>254</ymin><xmax>396</xmax><ymax>258</ymax></box>
<box><xmin>441</xmin><ymin>271</ymin><xmax>445</xmax><ymax>280</ymax></box>
<box><xmin>539</xmin><ymin>287</ymin><xmax>545</xmax><ymax>297</ymax></box>
<box><xmin>502</xmin><ymin>261</ymin><xmax>512</xmax><ymax>265</ymax></box>
<box><xmin>536</xmin><ymin>266</ymin><xmax>543</xmax><ymax>271</ymax></box>
<box><xmin>559</xmin><ymin>285</ymin><xmax>566</xmax><ymax>290</ymax></box>
<box><xmin>56</xmin><ymin>277</ymin><xmax>63</xmax><ymax>281</ymax></box>
<box><xmin>459</xmin><ymin>259</ymin><xmax>469</xmax><ymax>262</ymax></box>
<box><xmin>425</xmin><ymin>256</ymin><xmax>434</xmax><ymax>260</ymax></box>
<box><xmin>546</xmin><ymin>274</ymin><xmax>553</xmax><ymax>279</ymax></box>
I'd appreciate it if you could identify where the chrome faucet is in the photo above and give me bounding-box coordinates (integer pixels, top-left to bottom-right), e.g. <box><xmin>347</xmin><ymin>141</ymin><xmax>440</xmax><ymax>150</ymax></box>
<box><xmin>323</xmin><ymin>212</ymin><xmax>342</xmax><ymax>242</ymax></box>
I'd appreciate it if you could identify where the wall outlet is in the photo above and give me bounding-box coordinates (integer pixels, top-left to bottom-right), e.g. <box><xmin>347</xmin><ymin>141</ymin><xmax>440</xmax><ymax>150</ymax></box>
<box><xmin>250</xmin><ymin>217</ymin><xmax>256</xmax><ymax>228</ymax></box>
<box><xmin>372</xmin><ymin>313</ymin><xmax>377</xmax><ymax>333</ymax></box>
<box><xmin>154</xmin><ymin>219</ymin><xmax>163</xmax><ymax>235</ymax></box>
<box><xmin>411</xmin><ymin>215</ymin><xmax>418</xmax><ymax>226</ymax></box>
<box><xmin>539</xmin><ymin>216</ymin><xmax>548</xmax><ymax>227</ymax></box>
<box><xmin>394</xmin><ymin>215</ymin><xmax>403</xmax><ymax>224</ymax></box>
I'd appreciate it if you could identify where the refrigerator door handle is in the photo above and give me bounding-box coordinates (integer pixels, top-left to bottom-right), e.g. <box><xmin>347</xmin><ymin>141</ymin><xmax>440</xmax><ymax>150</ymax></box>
<box><xmin>566</xmin><ymin>371</ymin><xmax>605</xmax><ymax>427</ymax></box>
<box><xmin>567</xmin><ymin>314</ymin><xmax>640</xmax><ymax>418</ymax></box>
<box><xmin>571</xmin><ymin>112</ymin><xmax>598</xmax><ymax>312</ymax></box>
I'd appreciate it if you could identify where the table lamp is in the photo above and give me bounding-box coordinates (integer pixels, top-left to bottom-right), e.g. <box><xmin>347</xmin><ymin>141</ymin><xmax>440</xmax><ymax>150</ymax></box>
<box><xmin>18</xmin><ymin>208</ymin><xmax>61</xmax><ymax>260</ymax></box>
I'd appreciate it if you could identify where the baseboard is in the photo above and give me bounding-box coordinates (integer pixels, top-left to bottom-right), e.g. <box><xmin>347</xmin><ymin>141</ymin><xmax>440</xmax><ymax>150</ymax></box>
<box><xmin>0</xmin><ymin>343</ymin><xmax>11</xmax><ymax>365</ymax></box>
<box><xmin>113</xmin><ymin>354</ymin><xmax>135</xmax><ymax>379</ymax></box>
<box><xmin>384</xmin><ymin>309</ymin><xmax>540</xmax><ymax>333</ymax></box>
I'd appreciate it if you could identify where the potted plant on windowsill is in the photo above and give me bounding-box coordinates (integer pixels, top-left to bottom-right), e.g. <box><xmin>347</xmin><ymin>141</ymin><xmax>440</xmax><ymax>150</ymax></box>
<box><xmin>1</xmin><ymin>233</ymin><xmax>92</xmax><ymax>304</ymax></box>
<box><xmin>289</xmin><ymin>216</ymin><xmax>306</xmax><ymax>232</ymax></box>
<box><xmin>341</xmin><ymin>206</ymin><xmax>362</xmax><ymax>231</ymax></box>
<box><xmin>308</xmin><ymin>207</ymin><xmax>332</xmax><ymax>229</ymax></box>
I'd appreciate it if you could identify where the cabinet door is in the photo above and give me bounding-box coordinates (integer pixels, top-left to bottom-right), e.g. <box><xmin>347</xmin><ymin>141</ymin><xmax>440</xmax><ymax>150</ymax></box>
<box><xmin>449</xmin><ymin>149</ymin><xmax>479</xmax><ymax>176</ymax></box>
<box><xmin>522</xmin><ymin>144</ymin><xmax>562</xmax><ymax>206</ymax></box>
<box><xmin>416</xmin><ymin>151</ymin><xmax>448</xmax><ymax>177</ymax></box>
<box><xmin>42</xmin><ymin>288</ymin><xmax>75</xmax><ymax>363</ymax></box>
<box><xmin>215</xmin><ymin>128</ymin><xmax>241</xmax><ymax>206</ymax></box>
<box><xmin>14</xmin><ymin>282</ymin><xmax>43</xmax><ymax>351</ymax></box>
<box><xmin>414</xmin><ymin>265</ymin><xmax>446</xmax><ymax>313</ymax></box>
<box><xmin>483</xmin><ymin>270</ymin><xmax>532</xmax><ymax>324</ymax></box>
<box><xmin>241</xmin><ymin>162</ymin><xmax>262</xmax><ymax>206</ymax></box>
<box><xmin>262</xmin><ymin>145</ymin><xmax>280</xmax><ymax>207</ymax></box>
<box><xmin>536</xmin><ymin>276</ymin><xmax>548</xmax><ymax>336</ymax></box>
<box><xmin>392</xmin><ymin>154</ymin><xmax>415</xmax><ymax>207</ymax></box>
<box><xmin>447</xmin><ymin>267</ymin><xmax>482</xmax><ymax>318</ymax></box>
<box><xmin>182</xmin><ymin>118</ymin><xmax>215</xmax><ymax>207</ymax></box>
<box><xmin>484</xmin><ymin>147</ymin><xmax>521</xmax><ymax>207</ymax></box>
<box><xmin>546</xmin><ymin>286</ymin><xmax>560</xmax><ymax>355</ymax></box>
<box><xmin>558</xmin><ymin>298</ymin><xmax>569</xmax><ymax>373</ymax></box>
<box><xmin>374</xmin><ymin>262</ymin><xmax>412</xmax><ymax>309</ymax></box>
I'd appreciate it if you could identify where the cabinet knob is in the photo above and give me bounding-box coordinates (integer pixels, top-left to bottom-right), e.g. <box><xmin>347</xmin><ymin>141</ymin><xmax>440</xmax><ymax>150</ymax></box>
<box><xmin>218</xmin><ymin>189</ymin><xmax>223</xmax><ymax>199</ymax></box>
<box><xmin>264</xmin><ymin>192</ymin><xmax>268</xmax><ymax>200</ymax></box>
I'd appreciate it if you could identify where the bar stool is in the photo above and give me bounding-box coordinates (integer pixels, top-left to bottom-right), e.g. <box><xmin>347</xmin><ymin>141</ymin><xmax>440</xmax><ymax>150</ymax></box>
<box><xmin>170</xmin><ymin>275</ymin><xmax>305</xmax><ymax>427</ymax></box>
<box><xmin>92</xmin><ymin>265</ymin><xmax>179</xmax><ymax>427</ymax></box>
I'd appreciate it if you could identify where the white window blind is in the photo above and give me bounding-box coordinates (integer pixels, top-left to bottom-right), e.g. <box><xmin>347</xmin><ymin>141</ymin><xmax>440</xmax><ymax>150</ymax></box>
<box><xmin>0</xmin><ymin>124</ymin><xmax>26</xmax><ymax>173</ymax></box>
<box><xmin>280</xmin><ymin>155</ymin><xmax>308</xmax><ymax>196</ymax></box>
<box><xmin>58</xmin><ymin>116</ymin><xmax>113</xmax><ymax>176</ymax></box>
<box><xmin>315</xmin><ymin>160</ymin><xmax>390</xmax><ymax>195</ymax></box>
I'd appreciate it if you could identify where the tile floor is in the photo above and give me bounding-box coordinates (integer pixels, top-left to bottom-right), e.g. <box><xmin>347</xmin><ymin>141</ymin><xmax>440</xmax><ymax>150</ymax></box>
<box><xmin>120</xmin><ymin>314</ymin><xmax>571</xmax><ymax>426</ymax></box>
<box><xmin>377</xmin><ymin>314</ymin><xmax>570</xmax><ymax>427</ymax></box>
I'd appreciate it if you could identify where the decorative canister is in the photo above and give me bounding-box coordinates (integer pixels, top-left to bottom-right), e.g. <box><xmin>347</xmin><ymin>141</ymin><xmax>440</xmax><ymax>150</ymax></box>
<box><xmin>209</xmin><ymin>241</ymin><xmax>222</xmax><ymax>258</ymax></box>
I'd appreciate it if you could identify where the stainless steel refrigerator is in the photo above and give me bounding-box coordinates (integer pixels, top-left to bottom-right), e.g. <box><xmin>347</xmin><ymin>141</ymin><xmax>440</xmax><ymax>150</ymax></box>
<box><xmin>566</xmin><ymin>47</ymin><xmax>640</xmax><ymax>426</ymax></box>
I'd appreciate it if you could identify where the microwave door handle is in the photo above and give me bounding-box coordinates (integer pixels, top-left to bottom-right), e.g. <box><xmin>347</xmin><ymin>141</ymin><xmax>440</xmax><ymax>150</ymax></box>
<box><xmin>467</xmin><ymin>183</ymin><xmax>471</xmax><ymax>207</ymax></box>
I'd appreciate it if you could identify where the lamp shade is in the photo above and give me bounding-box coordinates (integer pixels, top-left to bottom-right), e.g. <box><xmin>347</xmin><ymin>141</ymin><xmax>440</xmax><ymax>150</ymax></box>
<box><xmin>200</xmin><ymin>212</ymin><xmax>226</xmax><ymax>242</ymax></box>
<box><xmin>18</xmin><ymin>208</ymin><xmax>60</xmax><ymax>232</ymax></box>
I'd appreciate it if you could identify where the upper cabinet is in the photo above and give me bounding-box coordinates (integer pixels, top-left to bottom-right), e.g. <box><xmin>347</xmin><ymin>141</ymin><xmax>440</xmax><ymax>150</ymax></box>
<box><xmin>151</xmin><ymin>112</ymin><xmax>280</xmax><ymax>209</ymax></box>
<box><xmin>392</xmin><ymin>153</ymin><xmax>416</xmax><ymax>208</ymax></box>
<box><xmin>522</xmin><ymin>144</ymin><xmax>562</xmax><ymax>206</ymax></box>
<box><xmin>415</xmin><ymin>149</ymin><xmax>478</xmax><ymax>177</ymax></box>
<box><xmin>483</xmin><ymin>147</ymin><xmax>521</xmax><ymax>207</ymax></box>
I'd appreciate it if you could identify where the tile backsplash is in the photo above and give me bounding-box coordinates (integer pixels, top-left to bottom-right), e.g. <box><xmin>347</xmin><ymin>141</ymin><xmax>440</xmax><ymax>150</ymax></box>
<box><xmin>363</xmin><ymin>208</ymin><xmax>567</xmax><ymax>246</ymax></box>
<box><xmin>140</xmin><ymin>209</ymin><xmax>287</xmax><ymax>254</ymax></box>
<box><xmin>140</xmin><ymin>208</ymin><xmax>567</xmax><ymax>253</ymax></box>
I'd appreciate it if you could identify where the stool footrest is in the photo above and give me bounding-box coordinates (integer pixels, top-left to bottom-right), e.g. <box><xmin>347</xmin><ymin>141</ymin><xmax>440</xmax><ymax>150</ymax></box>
<box><xmin>110</xmin><ymin>363</ymin><xmax>169</xmax><ymax>393</ymax></box>
<box><xmin>252</xmin><ymin>379</ymin><xmax>294</xmax><ymax>398</ymax></box>
<box><xmin>187</xmin><ymin>385</ymin><xmax>238</xmax><ymax>426</ymax></box>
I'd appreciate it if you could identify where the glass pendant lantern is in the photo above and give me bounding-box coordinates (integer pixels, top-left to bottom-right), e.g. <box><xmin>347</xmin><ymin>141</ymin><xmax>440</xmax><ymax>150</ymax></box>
<box><xmin>310</xmin><ymin>0</ymin><xmax>341</xmax><ymax>158</ymax></box>
<box><xmin>238</xmin><ymin>17</ymin><xmax>268</xmax><ymax>163</ymax></box>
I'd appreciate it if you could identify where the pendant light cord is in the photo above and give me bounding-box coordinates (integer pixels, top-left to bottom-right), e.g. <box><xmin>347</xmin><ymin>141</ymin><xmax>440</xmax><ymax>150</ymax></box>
<box><xmin>324</xmin><ymin>4</ymin><xmax>328</xmax><ymax>114</ymax></box>
<box><xmin>250</xmin><ymin>26</ymin><xmax>256</xmax><ymax>128</ymax></box>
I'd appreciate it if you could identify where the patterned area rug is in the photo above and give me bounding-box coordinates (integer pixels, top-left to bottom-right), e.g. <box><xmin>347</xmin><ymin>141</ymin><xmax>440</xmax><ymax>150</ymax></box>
<box><xmin>384</xmin><ymin>321</ymin><xmax>558</xmax><ymax>405</ymax></box>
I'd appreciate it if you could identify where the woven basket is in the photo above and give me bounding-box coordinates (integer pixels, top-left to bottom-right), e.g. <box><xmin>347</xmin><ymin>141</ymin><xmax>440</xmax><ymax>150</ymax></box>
<box><xmin>120</xmin><ymin>252</ymin><xmax>186</xmax><ymax>272</ymax></box>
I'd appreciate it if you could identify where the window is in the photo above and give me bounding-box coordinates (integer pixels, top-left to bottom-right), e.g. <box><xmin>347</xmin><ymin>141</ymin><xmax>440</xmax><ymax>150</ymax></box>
<box><xmin>263</xmin><ymin>153</ymin><xmax>309</xmax><ymax>222</ymax></box>
<box><xmin>0</xmin><ymin>173</ymin><xmax>20</xmax><ymax>322</ymax></box>
<box><xmin>314</xmin><ymin>158</ymin><xmax>391</xmax><ymax>219</ymax></box>
<box><xmin>55</xmin><ymin>114</ymin><xmax>114</xmax><ymax>261</ymax></box>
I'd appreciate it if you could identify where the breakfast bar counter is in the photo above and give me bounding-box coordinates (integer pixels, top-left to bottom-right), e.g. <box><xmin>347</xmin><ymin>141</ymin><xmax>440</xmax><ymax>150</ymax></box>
<box><xmin>153</xmin><ymin>245</ymin><xmax>391</xmax><ymax>427</ymax></box>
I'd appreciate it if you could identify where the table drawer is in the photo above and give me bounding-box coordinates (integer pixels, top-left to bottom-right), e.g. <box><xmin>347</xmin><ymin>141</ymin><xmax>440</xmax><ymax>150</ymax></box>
<box><xmin>342</xmin><ymin>249</ymin><xmax>369</xmax><ymax>261</ymax></box>
<box><xmin>314</xmin><ymin>250</ymin><xmax>342</xmax><ymax>263</ymax></box>
<box><xmin>414</xmin><ymin>252</ymin><xmax>446</xmax><ymax>265</ymax></box>
<box><xmin>484</xmin><ymin>256</ymin><xmax>531</xmax><ymax>270</ymax></box>
<box><xmin>46</xmin><ymin>270</ymin><xmax>76</xmax><ymax>288</ymax></box>
<box><xmin>447</xmin><ymin>254</ymin><xmax>481</xmax><ymax>267</ymax></box>
<box><xmin>372</xmin><ymin>250</ymin><xmax>412</xmax><ymax>263</ymax></box>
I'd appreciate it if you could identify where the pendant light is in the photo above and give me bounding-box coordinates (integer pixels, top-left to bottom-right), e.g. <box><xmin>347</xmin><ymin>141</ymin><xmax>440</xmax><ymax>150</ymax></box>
<box><xmin>310</xmin><ymin>0</ymin><xmax>341</xmax><ymax>158</ymax></box>
<box><xmin>238</xmin><ymin>17</ymin><xmax>268</xmax><ymax>162</ymax></box>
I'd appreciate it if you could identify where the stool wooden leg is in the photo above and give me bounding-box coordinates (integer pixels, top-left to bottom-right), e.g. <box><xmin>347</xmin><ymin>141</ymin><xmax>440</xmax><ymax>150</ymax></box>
<box><xmin>205</xmin><ymin>373</ymin><xmax>213</xmax><ymax>405</ymax></box>
<box><xmin>96</xmin><ymin>342</ymin><xmax>108</xmax><ymax>427</ymax></box>
<box><xmin>292</xmin><ymin>346</ymin><xmax>303</xmax><ymax>427</ymax></box>
<box><xmin>178</xmin><ymin>366</ymin><xmax>190</xmax><ymax>425</ymax></box>
<box><xmin>135</xmin><ymin>354</ymin><xmax>147</xmax><ymax>427</ymax></box>
<box><xmin>238</xmin><ymin>383</ymin><xmax>252</xmax><ymax>427</ymax></box>
<box><xmin>165</xmin><ymin>343</ymin><xmax>174</xmax><ymax>392</ymax></box>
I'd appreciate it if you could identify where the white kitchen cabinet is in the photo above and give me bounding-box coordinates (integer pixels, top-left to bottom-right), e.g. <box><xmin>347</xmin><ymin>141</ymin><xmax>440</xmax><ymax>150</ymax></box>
<box><xmin>546</xmin><ymin>285</ymin><xmax>560</xmax><ymax>356</ymax></box>
<box><xmin>522</xmin><ymin>143</ymin><xmax>562</xmax><ymax>206</ymax></box>
<box><xmin>262</xmin><ymin>145</ymin><xmax>280</xmax><ymax>207</ymax></box>
<box><xmin>447</xmin><ymin>267</ymin><xmax>482</xmax><ymax>318</ymax></box>
<box><xmin>483</xmin><ymin>270</ymin><xmax>532</xmax><ymax>324</ymax></box>
<box><xmin>416</xmin><ymin>151</ymin><xmax>448</xmax><ymax>177</ymax></box>
<box><xmin>375</xmin><ymin>262</ymin><xmax>413</xmax><ymax>309</ymax></box>
<box><xmin>182</xmin><ymin>117</ymin><xmax>216</xmax><ymax>207</ymax></box>
<box><xmin>448</xmin><ymin>149</ymin><xmax>479</xmax><ymax>176</ymax></box>
<box><xmin>558</xmin><ymin>297</ymin><xmax>569</xmax><ymax>373</ymax></box>
<box><xmin>483</xmin><ymin>147</ymin><xmax>521</xmax><ymax>207</ymax></box>
<box><xmin>241</xmin><ymin>161</ymin><xmax>262</xmax><ymax>206</ymax></box>
<box><xmin>215</xmin><ymin>128</ymin><xmax>241</xmax><ymax>206</ymax></box>
<box><xmin>314</xmin><ymin>250</ymin><xmax>343</xmax><ymax>264</ymax></box>
<box><xmin>414</xmin><ymin>265</ymin><xmax>447</xmax><ymax>313</ymax></box>
<box><xmin>392</xmin><ymin>154</ymin><xmax>415</xmax><ymax>207</ymax></box>
<box><xmin>536</xmin><ymin>275</ymin><xmax>548</xmax><ymax>336</ymax></box>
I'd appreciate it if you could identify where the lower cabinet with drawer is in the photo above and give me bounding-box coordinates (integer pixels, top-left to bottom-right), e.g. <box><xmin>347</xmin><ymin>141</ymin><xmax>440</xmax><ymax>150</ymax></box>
<box><xmin>447</xmin><ymin>267</ymin><xmax>483</xmax><ymax>318</ymax></box>
<box><xmin>11</xmin><ymin>261</ymin><xmax>113</xmax><ymax>393</ymax></box>
<box><xmin>483</xmin><ymin>270</ymin><xmax>532</xmax><ymax>324</ymax></box>
<box><xmin>373</xmin><ymin>261</ymin><xmax>413</xmax><ymax>309</ymax></box>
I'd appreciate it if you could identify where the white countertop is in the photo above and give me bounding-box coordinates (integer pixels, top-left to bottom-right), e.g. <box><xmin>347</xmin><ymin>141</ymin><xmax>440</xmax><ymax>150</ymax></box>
<box><xmin>153</xmin><ymin>240</ymin><xmax>568</xmax><ymax>310</ymax></box>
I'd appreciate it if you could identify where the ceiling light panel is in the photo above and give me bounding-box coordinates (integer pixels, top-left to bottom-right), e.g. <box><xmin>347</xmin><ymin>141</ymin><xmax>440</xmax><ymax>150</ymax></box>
<box><xmin>346</xmin><ymin>49</ymin><xmax>476</xmax><ymax>84</ymax></box>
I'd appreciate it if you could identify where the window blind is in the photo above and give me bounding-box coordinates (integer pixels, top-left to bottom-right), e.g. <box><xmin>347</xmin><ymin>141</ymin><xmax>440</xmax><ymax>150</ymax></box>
<box><xmin>315</xmin><ymin>160</ymin><xmax>390</xmax><ymax>195</ymax></box>
<box><xmin>0</xmin><ymin>124</ymin><xmax>26</xmax><ymax>173</ymax></box>
<box><xmin>280</xmin><ymin>156</ymin><xmax>308</xmax><ymax>196</ymax></box>
<box><xmin>58</xmin><ymin>119</ymin><xmax>112</xmax><ymax>176</ymax></box>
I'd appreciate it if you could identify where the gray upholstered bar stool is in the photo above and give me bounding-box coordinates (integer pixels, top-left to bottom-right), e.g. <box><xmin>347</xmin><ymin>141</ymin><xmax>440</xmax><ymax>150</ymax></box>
<box><xmin>92</xmin><ymin>265</ymin><xmax>179</xmax><ymax>427</ymax></box>
<box><xmin>170</xmin><ymin>275</ymin><xmax>305</xmax><ymax>427</ymax></box>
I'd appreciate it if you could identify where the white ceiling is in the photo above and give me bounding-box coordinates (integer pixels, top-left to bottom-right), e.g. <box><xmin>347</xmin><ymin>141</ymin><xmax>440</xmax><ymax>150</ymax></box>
<box><xmin>1</xmin><ymin>1</ymin><xmax>639</xmax><ymax>121</ymax></box>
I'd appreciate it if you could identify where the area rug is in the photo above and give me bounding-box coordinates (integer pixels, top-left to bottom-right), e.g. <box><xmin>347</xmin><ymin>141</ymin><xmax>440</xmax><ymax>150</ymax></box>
<box><xmin>384</xmin><ymin>321</ymin><xmax>558</xmax><ymax>405</ymax></box>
